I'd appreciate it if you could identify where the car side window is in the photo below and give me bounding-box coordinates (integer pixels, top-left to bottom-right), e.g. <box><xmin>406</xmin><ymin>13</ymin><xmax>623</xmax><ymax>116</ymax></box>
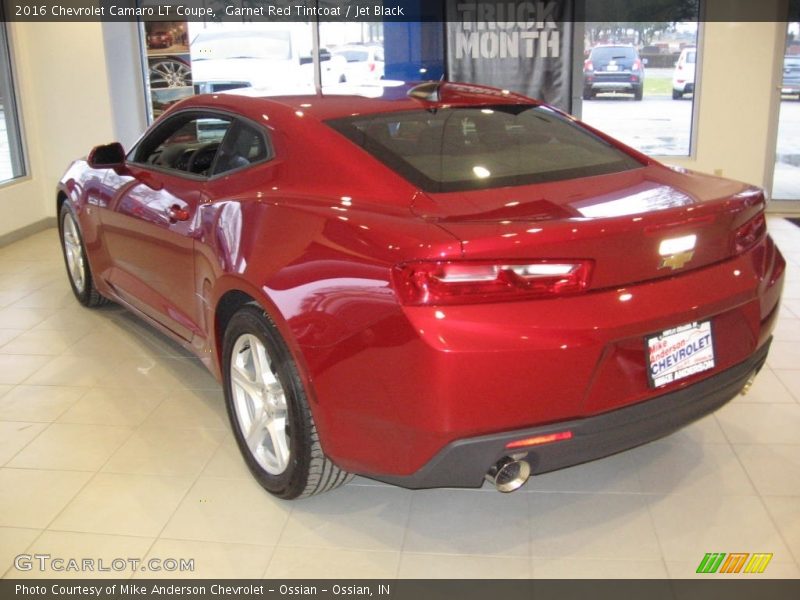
<box><xmin>211</xmin><ymin>120</ymin><xmax>272</xmax><ymax>176</ymax></box>
<box><xmin>132</xmin><ymin>112</ymin><xmax>233</xmax><ymax>177</ymax></box>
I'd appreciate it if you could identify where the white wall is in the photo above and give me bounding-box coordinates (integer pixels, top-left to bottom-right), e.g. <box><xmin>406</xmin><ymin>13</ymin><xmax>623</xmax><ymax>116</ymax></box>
<box><xmin>0</xmin><ymin>21</ymin><xmax>142</xmax><ymax>239</ymax></box>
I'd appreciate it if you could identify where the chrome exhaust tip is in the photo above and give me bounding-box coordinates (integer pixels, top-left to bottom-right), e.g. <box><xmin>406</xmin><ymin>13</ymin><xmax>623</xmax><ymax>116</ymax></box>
<box><xmin>485</xmin><ymin>456</ymin><xmax>531</xmax><ymax>493</ymax></box>
<box><xmin>740</xmin><ymin>370</ymin><xmax>758</xmax><ymax>396</ymax></box>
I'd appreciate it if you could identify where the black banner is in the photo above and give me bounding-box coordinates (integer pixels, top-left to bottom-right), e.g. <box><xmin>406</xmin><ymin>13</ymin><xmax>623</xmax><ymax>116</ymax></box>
<box><xmin>2</xmin><ymin>0</ymin><xmax>800</xmax><ymax>22</ymax></box>
<box><xmin>446</xmin><ymin>0</ymin><xmax>572</xmax><ymax>109</ymax></box>
<box><xmin>4</xmin><ymin>580</ymin><xmax>800</xmax><ymax>600</ymax></box>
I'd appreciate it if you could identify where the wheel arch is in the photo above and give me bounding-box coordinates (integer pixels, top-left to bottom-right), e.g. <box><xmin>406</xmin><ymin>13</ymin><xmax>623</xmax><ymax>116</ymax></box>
<box><xmin>211</xmin><ymin>281</ymin><xmax>318</xmax><ymax>404</ymax></box>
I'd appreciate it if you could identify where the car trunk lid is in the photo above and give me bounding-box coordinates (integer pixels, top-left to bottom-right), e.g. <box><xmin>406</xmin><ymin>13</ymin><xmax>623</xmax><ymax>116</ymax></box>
<box><xmin>412</xmin><ymin>164</ymin><xmax>766</xmax><ymax>291</ymax></box>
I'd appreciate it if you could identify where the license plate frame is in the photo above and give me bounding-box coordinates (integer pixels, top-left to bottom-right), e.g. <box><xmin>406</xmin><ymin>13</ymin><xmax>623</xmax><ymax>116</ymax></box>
<box><xmin>646</xmin><ymin>321</ymin><xmax>715</xmax><ymax>389</ymax></box>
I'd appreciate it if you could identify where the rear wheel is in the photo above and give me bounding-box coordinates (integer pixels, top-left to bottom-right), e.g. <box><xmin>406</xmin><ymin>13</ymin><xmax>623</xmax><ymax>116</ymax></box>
<box><xmin>582</xmin><ymin>88</ymin><xmax>594</xmax><ymax>100</ymax></box>
<box><xmin>58</xmin><ymin>202</ymin><xmax>108</xmax><ymax>308</ymax></box>
<box><xmin>672</xmin><ymin>89</ymin><xmax>683</xmax><ymax>100</ymax></box>
<box><xmin>222</xmin><ymin>304</ymin><xmax>352</xmax><ymax>499</ymax></box>
<box><xmin>634</xmin><ymin>87</ymin><xmax>643</xmax><ymax>101</ymax></box>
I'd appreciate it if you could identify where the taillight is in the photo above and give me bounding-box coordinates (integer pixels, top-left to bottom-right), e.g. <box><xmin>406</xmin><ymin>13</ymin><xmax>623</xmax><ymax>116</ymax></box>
<box><xmin>632</xmin><ymin>59</ymin><xmax>642</xmax><ymax>71</ymax></box>
<box><xmin>391</xmin><ymin>260</ymin><xmax>593</xmax><ymax>306</ymax></box>
<box><xmin>584</xmin><ymin>60</ymin><xmax>594</xmax><ymax>72</ymax></box>
<box><xmin>369</xmin><ymin>62</ymin><xmax>376</xmax><ymax>72</ymax></box>
<box><xmin>734</xmin><ymin>213</ymin><xmax>767</xmax><ymax>254</ymax></box>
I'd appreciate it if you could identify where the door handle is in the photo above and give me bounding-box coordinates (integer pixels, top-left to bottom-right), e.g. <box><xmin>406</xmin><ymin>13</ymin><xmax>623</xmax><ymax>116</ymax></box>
<box><xmin>166</xmin><ymin>204</ymin><xmax>190</xmax><ymax>222</ymax></box>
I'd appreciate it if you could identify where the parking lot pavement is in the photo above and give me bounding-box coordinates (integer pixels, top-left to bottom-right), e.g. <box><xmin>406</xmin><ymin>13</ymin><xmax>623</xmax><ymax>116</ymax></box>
<box><xmin>775</xmin><ymin>98</ymin><xmax>800</xmax><ymax>200</ymax></box>
<box><xmin>581</xmin><ymin>94</ymin><xmax>694</xmax><ymax>156</ymax></box>
<box><xmin>582</xmin><ymin>90</ymin><xmax>800</xmax><ymax>200</ymax></box>
<box><xmin>777</xmin><ymin>98</ymin><xmax>800</xmax><ymax>158</ymax></box>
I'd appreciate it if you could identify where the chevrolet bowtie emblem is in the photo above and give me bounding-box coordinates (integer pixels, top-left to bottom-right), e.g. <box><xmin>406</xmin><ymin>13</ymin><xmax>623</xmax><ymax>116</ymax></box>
<box><xmin>660</xmin><ymin>250</ymin><xmax>695</xmax><ymax>270</ymax></box>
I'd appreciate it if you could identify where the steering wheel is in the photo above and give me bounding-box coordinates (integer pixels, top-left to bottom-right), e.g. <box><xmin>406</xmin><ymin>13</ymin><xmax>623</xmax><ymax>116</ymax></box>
<box><xmin>187</xmin><ymin>142</ymin><xmax>220</xmax><ymax>175</ymax></box>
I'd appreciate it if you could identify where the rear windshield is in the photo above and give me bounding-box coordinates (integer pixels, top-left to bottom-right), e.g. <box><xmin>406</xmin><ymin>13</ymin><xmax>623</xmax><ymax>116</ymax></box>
<box><xmin>590</xmin><ymin>47</ymin><xmax>637</xmax><ymax>62</ymax></box>
<box><xmin>686</xmin><ymin>50</ymin><xmax>696</xmax><ymax>64</ymax></box>
<box><xmin>327</xmin><ymin>105</ymin><xmax>644</xmax><ymax>192</ymax></box>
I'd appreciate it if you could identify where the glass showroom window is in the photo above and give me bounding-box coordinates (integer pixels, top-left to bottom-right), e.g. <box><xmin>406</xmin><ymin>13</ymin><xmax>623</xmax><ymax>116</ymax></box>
<box><xmin>0</xmin><ymin>23</ymin><xmax>26</xmax><ymax>183</ymax></box>
<box><xmin>772</xmin><ymin>21</ymin><xmax>800</xmax><ymax>202</ymax></box>
<box><xmin>320</xmin><ymin>22</ymin><xmax>385</xmax><ymax>90</ymax></box>
<box><xmin>142</xmin><ymin>17</ymin><xmax>320</xmax><ymax>121</ymax></box>
<box><xmin>579</xmin><ymin>18</ymin><xmax>701</xmax><ymax>157</ymax></box>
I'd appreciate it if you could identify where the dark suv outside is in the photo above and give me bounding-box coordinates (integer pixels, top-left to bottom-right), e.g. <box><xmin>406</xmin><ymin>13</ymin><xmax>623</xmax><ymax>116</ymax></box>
<box><xmin>583</xmin><ymin>45</ymin><xmax>645</xmax><ymax>101</ymax></box>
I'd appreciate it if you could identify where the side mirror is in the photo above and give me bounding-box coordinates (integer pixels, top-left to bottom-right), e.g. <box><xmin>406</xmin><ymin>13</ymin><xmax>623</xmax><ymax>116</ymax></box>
<box><xmin>88</xmin><ymin>142</ymin><xmax>126</xmax><ymax>169</ymax></box>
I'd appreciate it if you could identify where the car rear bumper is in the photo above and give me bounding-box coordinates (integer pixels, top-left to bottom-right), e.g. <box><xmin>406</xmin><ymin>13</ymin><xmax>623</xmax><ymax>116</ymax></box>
<box><xmin>310</xmin><ymin>237</ymin><xmax>784</xmax><ymax>480</ymax></box>
<box><xmin>369</xmin><ymin>338</ymin><xmax>771</xmax><ymax>489</ymax></box>
<box><xmin>587</xmin><ymin>81</ymin><xmax>641</xmax><ymax>92</ymax></box>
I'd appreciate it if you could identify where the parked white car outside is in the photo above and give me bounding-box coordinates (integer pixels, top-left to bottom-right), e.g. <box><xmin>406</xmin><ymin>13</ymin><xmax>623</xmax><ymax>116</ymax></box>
<box><xmin>672</xmin><ymin>47</ymin><xmax>696</xmax><ymax>99</ymax></box>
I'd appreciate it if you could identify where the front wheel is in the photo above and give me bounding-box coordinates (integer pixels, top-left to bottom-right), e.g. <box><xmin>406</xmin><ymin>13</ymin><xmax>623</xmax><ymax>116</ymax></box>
<box><xmin>58</xmin><ymin>202</ymin><xmax>108</xmax><ymax>308</ymax></box>
<box><xmin>222</xmin><ymin>304</ymin><xmax>352</xmax><ymax>499</ymax></box>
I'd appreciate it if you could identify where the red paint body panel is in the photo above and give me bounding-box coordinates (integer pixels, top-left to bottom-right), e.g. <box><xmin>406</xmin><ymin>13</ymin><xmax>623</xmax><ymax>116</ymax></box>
<box><xmin>57</xmin><ymin>83</ymin><xmax>784</xmax><ymax>481</ymax></box>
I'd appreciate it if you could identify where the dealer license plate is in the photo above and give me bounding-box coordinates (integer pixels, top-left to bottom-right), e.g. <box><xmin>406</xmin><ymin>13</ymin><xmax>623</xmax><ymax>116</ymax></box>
<box><xmin>646</xmin><ymin>321</ymin><xmax>715</xmax><ymax>388</ymax></box>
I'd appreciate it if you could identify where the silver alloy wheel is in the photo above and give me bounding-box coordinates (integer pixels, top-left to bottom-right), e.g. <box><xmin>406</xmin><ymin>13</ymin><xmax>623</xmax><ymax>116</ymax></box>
<box><xmin>62</xmin><ymin>213</ymin><xmax>86</xmax><ymax>295</ymax></box>
<box><xmin>149</xmin><ymin>59</ymin><xmax>191</xmax><ymax>89</ymax></box>
<box><xmin>230</xmin><ymin>333</ymin><xmax>290</xmax><ymax>475</ymax></box>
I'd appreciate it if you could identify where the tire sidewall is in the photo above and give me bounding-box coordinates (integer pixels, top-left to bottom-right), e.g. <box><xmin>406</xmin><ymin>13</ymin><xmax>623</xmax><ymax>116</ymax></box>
<box><xmin>221</xmin><ymin>306</ymin><xmax>311</xmax><ymax>499</ymax></box>
<box><xmin>58</xmin><ymin>202</ymin><xmax>92</xmax><ymax>306</ymax></box>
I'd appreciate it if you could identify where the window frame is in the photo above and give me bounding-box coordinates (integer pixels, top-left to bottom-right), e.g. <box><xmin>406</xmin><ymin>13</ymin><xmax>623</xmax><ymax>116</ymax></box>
<box><xmin>0</xmin><ymin>20</ymin><xmax>27</xmax><ymax>186</ymax></box>
<box><xmin>127</xmin><ymin>108</ymin><xmax>274</xmax><ymax>181</ymax></box>
<box><xmin>572</xmin><ymin>19</ymin><xmax>705</xmax><ymax>161</ymax></box>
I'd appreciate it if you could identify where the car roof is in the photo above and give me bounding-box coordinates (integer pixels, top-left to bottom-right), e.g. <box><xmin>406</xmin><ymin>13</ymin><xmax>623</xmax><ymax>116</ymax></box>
<box><xmin>169</xmin><ymin>82</ymin><xmax>536</xmax><ymax>122</ymax></box>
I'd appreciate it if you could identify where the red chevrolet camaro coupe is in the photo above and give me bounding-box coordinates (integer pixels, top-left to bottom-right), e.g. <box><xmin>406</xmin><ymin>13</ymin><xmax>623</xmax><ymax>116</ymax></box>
<box><xmin>57</xmin><ymin>82</ymin><xmax>785</xmax><ymax>499</ymax></box>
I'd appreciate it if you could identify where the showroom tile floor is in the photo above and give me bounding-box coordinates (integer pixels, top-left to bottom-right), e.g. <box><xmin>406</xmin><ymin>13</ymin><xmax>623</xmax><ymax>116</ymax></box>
<box><xmin>0</xmin><ymin>218</ymin><xmax>799</xmax><ymax>580</ymax></box>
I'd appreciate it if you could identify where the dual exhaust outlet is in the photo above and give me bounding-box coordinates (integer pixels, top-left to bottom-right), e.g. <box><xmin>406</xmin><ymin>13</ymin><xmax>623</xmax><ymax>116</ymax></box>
<box><xmin>485</xmin><ymin>455</ymin><xmax>531</xmax><ymax>493</ymax></box>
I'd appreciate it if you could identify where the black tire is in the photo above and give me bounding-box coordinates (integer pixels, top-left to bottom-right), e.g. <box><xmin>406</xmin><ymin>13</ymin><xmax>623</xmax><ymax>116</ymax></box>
<box><xmin>222</xmin><ymin>304</ymin><xmax>352</xmax><ymax>499</ymax></box>
<box><xmin>582</xmin><ymin>88</ymin><xmax>593</xmax><ymax>101</ymax></box>
<box><xmin>58</xmin><ymin>202</ymin><xmax>109</xmax><ymax>308</ymax></box>
<box><xmin>634</xmin><ymin>87</ymin><xmax>643</xmax><ymax>101</ymax></box>
<box><xmin>672</xmin><ymin>89</ymin><xmax>683</xmax><ymax>100</ymax></box>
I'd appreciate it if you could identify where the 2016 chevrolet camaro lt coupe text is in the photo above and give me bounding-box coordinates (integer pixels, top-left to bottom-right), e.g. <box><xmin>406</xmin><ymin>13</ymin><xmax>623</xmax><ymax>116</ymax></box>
<box><xmin>57</xmin><ymin>82</ymin><xmax>785</xmax><ymax>499</ymax></box>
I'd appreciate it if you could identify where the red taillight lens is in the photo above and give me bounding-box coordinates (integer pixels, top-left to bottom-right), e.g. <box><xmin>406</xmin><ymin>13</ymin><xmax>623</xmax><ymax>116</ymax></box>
<box><xmin>584</xmin><ymin>60</ymin><xmax>594</xmax><ymax>72</ymax></box>
<box><xmin>633</xmin><ymin>59</ymin><xmax>642</xmax><ymax>70</ymax></box>
<box><xmin>391</xmin><ymin>260</ymin><xmax>593</xmax><ymax>306</ymax></box>
<box><xmin>506</xmin><ymin>431</ymin><xmax>573</xmax><ymax>450</ymax></box>
<box><xmin>734</xmin><ymin>213</ymin><xmax>767</xmax><ymax>254</ymax></box>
